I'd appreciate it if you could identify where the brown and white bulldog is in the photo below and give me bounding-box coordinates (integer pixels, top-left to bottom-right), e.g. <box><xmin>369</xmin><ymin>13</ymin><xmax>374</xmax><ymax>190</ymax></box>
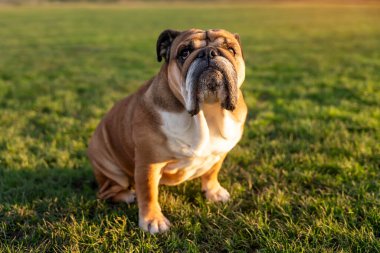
<box><xmin>87</xmin><ymin>28</ymin><xmax>247</xmax><ymax>234</ymax></box>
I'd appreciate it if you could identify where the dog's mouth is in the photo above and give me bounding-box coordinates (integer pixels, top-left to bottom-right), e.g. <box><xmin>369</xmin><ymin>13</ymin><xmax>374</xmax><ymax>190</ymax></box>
<box><xmin>185</xmin><ymin>57</ymin><xmax>238</xmax><ymax>116</ymax></box>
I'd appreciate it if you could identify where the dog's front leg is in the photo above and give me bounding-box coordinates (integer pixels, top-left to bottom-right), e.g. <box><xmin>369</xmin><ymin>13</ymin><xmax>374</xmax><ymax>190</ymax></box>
<box><xmin>135</xmin><ymin>162</ymin><xmax>170</xmax><ymax>234</ymax></box>
<box><xmin>201</xmin><ymin>153</ymin><xmax>230</xmax><ymax>202</ymax></box>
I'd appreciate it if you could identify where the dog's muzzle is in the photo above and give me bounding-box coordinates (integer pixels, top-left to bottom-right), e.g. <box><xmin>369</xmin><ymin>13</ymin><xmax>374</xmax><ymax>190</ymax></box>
<box><xmin>184</xmin><ymin>47</ymin><xmax>238</xmax><ymax>116</ymax></box>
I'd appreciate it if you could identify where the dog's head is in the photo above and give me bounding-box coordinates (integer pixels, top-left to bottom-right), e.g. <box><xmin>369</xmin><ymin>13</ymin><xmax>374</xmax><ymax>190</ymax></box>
<box><xmin>156</xmin><ymin>28</ymin><xmax>245</xmax><ymax>116</ymax></box>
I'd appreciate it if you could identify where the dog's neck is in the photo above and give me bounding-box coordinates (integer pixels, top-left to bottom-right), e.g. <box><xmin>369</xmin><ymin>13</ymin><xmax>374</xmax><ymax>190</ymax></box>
<box><xmin>148</xmin><ymin>64</ymin><xmax>186</xmax><ymax>113</ymax></box>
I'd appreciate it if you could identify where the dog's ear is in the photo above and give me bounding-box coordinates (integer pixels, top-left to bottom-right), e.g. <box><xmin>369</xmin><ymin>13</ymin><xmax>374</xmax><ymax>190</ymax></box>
<box><xmin>156</xmin><ymin>29</ymin><xmax>181</xmax><ymax>62</ymax></box>
<box><xmin>234</xmin><ymin>33</ymin><xmax>242</xmax><ymax>46</ymax></box>
<box><xmin>234</xmin><ymin>33</ymin><xmax>244</xmax><ymax>58</ymax></box>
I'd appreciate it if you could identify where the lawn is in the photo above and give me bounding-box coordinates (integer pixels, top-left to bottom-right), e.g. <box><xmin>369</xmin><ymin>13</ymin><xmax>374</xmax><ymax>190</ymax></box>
<box><xmin>0</xmin><ymin>3</ymin><xmax>379</xmax><ymax>252</ymax></box>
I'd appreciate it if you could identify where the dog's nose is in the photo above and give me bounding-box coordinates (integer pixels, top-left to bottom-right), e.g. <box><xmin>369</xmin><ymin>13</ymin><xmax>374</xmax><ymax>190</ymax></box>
<box><xmin>197</xmin><ymin>47</ymin><xmax>219</xmax><ymax>60</ymax></box>
<box><xmin>209</xmin><ymin>48</ymin><xmax>218</xmax><ymax>59</ymax></box>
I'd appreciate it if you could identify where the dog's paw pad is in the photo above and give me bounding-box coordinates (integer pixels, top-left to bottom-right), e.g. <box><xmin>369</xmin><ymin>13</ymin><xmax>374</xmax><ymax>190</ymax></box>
<box><xmin>139</xmin><ymin>212</ymin><xmax>171</xmax><ymax>234</ymax></box>
<box><xmin>205</xmin><ymin>186</ymin><xmax>230</xmax><ymax>203</ymax></box>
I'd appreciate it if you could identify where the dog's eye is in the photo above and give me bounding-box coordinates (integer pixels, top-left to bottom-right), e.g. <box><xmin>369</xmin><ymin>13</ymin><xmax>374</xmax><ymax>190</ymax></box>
<box><xmin>179</xmin><ymin>48</ymin><xmax>191</xmax><ymax>59</ymax></box>
<box><xmin>228</xmin><ymin>47</ymin><xmax>236</xmax><ymax>55</ymax></box>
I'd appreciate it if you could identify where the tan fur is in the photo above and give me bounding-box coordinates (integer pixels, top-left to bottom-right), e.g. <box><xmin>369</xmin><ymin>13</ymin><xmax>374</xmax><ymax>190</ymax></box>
<box><xmin>87</xmin><ymin>29</ymin><xmax>247</xmax><ymax>234</ymax></box>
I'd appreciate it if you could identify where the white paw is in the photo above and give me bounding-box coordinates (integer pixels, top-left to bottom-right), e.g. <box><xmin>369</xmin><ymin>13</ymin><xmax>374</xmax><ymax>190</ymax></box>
<box><xmin>112</xmin><ymin>189</ymin><xmax>136</xmax><ymax>204</ymax></box>
<box><xmin>139</xmin><ymin>212</ymin><xmax>171</xmax><ymax>234</ymax></box>
<box><xmin>205</xmin><ymin>186</ymin><xmax>230</xmax><ymax>203</ymax></box>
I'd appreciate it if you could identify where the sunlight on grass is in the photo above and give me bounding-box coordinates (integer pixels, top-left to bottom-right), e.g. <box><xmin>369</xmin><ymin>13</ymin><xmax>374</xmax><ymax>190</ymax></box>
<box><xmin>0</xmin><ymin>3</ymin><xmax>379</xmax><ymax>252</ymax></box>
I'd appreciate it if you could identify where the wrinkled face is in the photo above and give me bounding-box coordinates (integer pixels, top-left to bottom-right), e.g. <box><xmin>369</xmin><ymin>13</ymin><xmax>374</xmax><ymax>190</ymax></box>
<box><xmin>157</xmin><ymin>29</ymin><xmax>245</xmax><ymax>116</ymax></box>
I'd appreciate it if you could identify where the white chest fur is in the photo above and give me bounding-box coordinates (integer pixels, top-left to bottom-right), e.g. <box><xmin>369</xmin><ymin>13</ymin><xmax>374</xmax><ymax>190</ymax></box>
<box><xmin>159</xmin><ymin>104</ymin><xmax>244</xmax><ymax>181</ymax></box>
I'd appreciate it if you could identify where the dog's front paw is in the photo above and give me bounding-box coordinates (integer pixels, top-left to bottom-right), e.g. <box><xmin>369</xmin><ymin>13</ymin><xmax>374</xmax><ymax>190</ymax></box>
<box><xmin>139</xmin><ymin>211</ymin><xmax>171</xmax><ymax>234</ymax></box>
<box><xmin>205</xmin><ymin>186</ymin><xmax>230</xmax><ymax>203</ymax></box>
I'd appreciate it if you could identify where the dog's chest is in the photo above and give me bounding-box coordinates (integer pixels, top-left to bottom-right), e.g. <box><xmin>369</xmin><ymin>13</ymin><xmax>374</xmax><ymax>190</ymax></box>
<box><xmin>159</xmin><ymin>106</ymin><xmax>243</xmax><ymax>181</ymax></box>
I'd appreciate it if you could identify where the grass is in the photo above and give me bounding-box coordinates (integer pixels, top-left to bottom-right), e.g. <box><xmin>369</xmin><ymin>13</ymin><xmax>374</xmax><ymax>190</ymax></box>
<box><xmin>0</xmin><ymin>3</ymin><xmax>380</xmax><ymax>252</ymax></box>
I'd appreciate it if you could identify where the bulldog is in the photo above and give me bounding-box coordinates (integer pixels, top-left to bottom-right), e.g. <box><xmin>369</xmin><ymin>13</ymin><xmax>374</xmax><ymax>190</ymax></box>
<box><xmin>87</xmin><ymin>28</ymin><xmax>247</xmax><ymax>234</ymax></box>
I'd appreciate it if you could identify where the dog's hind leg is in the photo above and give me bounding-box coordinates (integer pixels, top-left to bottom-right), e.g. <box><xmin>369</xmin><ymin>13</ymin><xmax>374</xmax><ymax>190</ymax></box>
<box><xmin>92</xmin><ymin>159</ymin><xmax>136</xmax><ymax>204</ymax></box>
<box><xmin>96</xmin><ymin>178</ymin><xmax>136</xmax><ymax>204</ymax></box>
<box><xmin>112</xmin><ymin>188</ymin><xmax>136</xmax><ymax>204</ymax></box>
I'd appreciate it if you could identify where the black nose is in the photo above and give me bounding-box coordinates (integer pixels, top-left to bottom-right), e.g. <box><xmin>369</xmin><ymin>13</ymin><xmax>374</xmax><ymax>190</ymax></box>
<box><xmin>209</xmin><ymin>48</ymin><xmax>218</xmax><ymax>58</ymax></box>
<box><xmin>197</xmin><ymin>47</ymin><xmax>219</xmax><ymax>59</ymax></box>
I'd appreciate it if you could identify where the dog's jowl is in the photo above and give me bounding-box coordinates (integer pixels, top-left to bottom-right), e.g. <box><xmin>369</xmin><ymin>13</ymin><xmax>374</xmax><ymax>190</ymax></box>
<box><xmin>87</xmin><ymin>28</ymin><xmax>247</xmax><ymax>234</ymax></box>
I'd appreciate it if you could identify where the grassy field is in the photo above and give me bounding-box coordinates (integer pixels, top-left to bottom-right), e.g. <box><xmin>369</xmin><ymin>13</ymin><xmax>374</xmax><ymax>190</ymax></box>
<box><xmin>0</xmin><ymin>3</ymin><xmax>379</xmax><ymax>252</ymax></box>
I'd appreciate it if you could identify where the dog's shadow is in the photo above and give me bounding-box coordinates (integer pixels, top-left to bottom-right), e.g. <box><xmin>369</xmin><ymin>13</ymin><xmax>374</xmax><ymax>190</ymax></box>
<box><xmin>0</xmin><ymin>167</ymin><xmax>127</xmax><ymax>221</ymax></box>
<box><xmin>1</xmin><ymin>166</ymin><xmax>96</xmax><ymax>204</ymax></box>
<box><xmin>0</xmin><ymin>166</ymin><xmax>138</xmax><ymax>238</ymax></box>
<box><xmin>0</xmin><ymin>164</ymin><xmax>206</xmax><ymax>228</ymax></box>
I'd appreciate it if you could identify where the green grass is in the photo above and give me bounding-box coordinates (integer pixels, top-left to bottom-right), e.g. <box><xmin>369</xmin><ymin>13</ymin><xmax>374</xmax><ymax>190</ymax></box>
<box><xmin>1</xmin><ymin>3</ymin><xmax>380</xmax><ymax>252</ymax></box>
